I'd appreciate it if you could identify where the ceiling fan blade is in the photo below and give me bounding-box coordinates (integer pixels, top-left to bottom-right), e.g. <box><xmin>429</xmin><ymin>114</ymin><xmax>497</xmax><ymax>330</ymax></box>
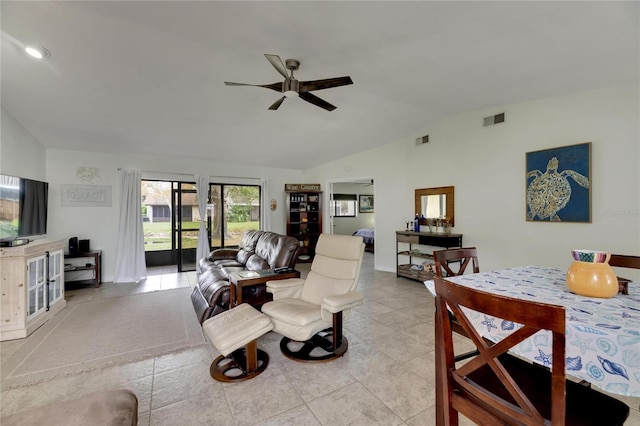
<box><xmin>264</xmin><ymin>54</ymin><xmax>289</xmax><ymax>79</ymax></box>
<box><xmin>299</xmin><ymin>92</ymin><xmax>337</xmax><ymax>111</ymax></box>
<box><xmin>268</xmin><ymin>96</ymin><xmax>286</xmax><ymax>110</ymax></box>
<box><xmin>224</xmin><ymin>81</ymin><xmax>254</xmax><ymax>86</ymax></box>
<box><xmin>299</xmin><ymin>76</ymin><xmax>353</xmax><ymax>92</ymax></box>
<box><xmin>225</xmin><ymin>81</ymin><xmax>283</xmax><ymax>92</ymax></box>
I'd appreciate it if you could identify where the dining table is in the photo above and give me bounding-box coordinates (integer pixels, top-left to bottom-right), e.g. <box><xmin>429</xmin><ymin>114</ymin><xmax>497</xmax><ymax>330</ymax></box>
<box><xmin>425</xmin><ymin>265</ymin><xmax>640</xmax><ymax>398</ymax></box>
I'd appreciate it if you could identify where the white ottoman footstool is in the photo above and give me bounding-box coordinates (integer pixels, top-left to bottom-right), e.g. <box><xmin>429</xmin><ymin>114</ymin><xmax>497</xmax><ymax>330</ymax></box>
<box><xmin>203</xmin><ymin>303</ymin><xmax>274</xmax><ymax>382</ymax></box>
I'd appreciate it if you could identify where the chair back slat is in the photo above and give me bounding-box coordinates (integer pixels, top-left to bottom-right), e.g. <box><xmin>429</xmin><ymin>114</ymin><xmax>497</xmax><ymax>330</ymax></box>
<box><xmin>609</xmin><ymin>254</ymin><xmax>640</xmax><ymax>269</ymax></box>
<box><xmin>609</xmin><ymin>254</ymin><xmax>640</xmax><ymax>294</ymax></box>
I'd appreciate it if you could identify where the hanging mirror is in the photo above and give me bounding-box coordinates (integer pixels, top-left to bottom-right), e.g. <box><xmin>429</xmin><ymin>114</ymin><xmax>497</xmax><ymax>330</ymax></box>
<box><xmin>415</xmin><ymin>186</ymin><xmax>455</xmax><ymax>226</ymax></box>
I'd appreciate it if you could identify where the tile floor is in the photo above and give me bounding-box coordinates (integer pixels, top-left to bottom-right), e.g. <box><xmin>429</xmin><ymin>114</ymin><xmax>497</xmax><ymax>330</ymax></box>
<box><xmin>1</xmin><ymin>252</ymin><xmax>639</xmax><ymax>425</ymax></box>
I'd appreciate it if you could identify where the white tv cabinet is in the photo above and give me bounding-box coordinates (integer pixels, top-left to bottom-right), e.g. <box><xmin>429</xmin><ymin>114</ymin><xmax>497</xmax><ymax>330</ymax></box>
<box><xmin>0</xmin><ymin>239</ymin><xmax>66</xmax><ymax>341</ymax></box>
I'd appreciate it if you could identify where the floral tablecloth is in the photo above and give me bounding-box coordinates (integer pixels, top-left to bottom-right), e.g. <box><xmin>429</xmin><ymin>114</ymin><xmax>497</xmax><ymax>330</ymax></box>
<box><xmin>425</xmin><ymin>266</ymin><xmax>640</xmax><ymax>397</ymax></box>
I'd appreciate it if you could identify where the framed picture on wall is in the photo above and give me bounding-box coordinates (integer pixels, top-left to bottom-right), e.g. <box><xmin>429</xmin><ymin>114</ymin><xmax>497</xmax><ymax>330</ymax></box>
<box><xmin>359</xmin><ymin>195</ymin><xmax>374</xmax><ymax>213</ymax></box>
<box><xmin>525</xmin><ymin>142</ymin><xmax>591</xmax><ymax>222</ymax></box>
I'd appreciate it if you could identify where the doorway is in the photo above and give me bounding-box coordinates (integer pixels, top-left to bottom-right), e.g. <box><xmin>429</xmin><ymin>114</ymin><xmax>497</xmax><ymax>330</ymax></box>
<box><xmin>329</xmin><ymin>178</ymin><xmax>375</xmax><ymax>255</ymax></box>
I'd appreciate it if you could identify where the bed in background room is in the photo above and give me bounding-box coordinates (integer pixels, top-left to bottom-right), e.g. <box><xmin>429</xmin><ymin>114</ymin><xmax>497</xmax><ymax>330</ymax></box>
<box><xmin>353</xmin><ymin>228</ymin><xmax>374</xmax><ymax>252</ymax></box>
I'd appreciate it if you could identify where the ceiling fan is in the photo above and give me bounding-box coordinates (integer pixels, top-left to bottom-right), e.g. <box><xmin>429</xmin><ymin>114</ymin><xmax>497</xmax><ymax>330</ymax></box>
<box><xmin>224</xmin><ymin>54</ymin><xmax>353</xmax><ymax>111</ymax></box>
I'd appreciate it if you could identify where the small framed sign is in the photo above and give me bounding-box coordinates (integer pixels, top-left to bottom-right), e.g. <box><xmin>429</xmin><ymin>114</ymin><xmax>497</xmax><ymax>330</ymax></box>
<box><xmin>61</xmin><ymin>184</ymin><xmax>112</xmax><ymax>207</ymax></box>
<box><xmin>285</xmin><ymin>183</ymin><xmax>321</xmax><ymax>192</ymax></box>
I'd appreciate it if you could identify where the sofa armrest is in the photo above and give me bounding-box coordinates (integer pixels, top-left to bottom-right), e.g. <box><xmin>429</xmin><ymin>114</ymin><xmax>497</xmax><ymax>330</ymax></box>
<box><xmin>322</xmin><ymin>291</ymin><xmax>364</xmax><ymax>314</ymax></box>
<box><xmin>210</xmin><ymin>248</ymin><xmax>239</xmax><ymax>260</ymax></box>
<box><xmin>266</xmin><ymin>278</ymin><xmax>305</xmax><ymax>300</ymax></box>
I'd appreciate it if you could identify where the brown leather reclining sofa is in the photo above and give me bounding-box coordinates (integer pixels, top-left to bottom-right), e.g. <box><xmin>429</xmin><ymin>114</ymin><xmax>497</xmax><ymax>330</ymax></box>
<box><xmin>190</xmin><ymin>230</ymin><xmax>301</xmax><ymax>324</ymax></box>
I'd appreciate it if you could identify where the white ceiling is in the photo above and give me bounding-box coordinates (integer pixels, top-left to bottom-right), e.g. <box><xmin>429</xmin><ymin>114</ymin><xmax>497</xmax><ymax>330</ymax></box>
<box><xmin>2</xmin><ymin>1</ymin><xmax>638</xmax><ymax>170</ymax></box>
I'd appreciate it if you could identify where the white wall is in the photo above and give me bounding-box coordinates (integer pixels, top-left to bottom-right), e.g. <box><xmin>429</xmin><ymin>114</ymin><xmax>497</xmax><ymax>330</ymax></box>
<box><xmin>1</xmin><ymin>109</ymin><xmax>46</xmax><ymax>180</ymax></box>
<box><xmin>332</xmin><ymin>182</ymin><xmax>374</xmax><ymax>236</ymax></box>
<box><xmin>45</xmin><ymin>149</ymin><xmax>304</xmax><ymax>282</ymax></box>
<box><xmin>305</xmin><ymin>85</ymin><xmax>640</xmax><ymax>276</ymax></box>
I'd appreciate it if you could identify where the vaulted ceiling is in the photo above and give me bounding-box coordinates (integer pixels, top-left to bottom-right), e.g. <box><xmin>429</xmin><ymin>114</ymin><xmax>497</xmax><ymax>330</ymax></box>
<box><xmin>2</xmin><ymin>1</ymin><xmax>638</xmax><ymax>169</ymax></box>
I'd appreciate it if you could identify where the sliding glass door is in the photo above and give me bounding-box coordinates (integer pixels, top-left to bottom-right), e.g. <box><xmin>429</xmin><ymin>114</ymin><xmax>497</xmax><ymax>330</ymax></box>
<box><xmin>174</xmin><ymin>183</ymin><xmax>199</xmax><ymax>272</ymax></box>
<box><xmin>142</xmin><ymin>180</ymin><xmax>173</xmax><ymax>267</ymax></box>
<box><xmin>142</xmin><ymin>180</ymin><xmax>260</xmax><ymax>271</ymax></box>
<box><xmin>141</xmin><ymin>180</ymin><xmax>200</xmax><ymax>271</ymax></box>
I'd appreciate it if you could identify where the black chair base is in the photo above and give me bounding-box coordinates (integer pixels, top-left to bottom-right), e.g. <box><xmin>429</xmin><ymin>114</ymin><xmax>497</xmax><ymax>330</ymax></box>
<box><xmin>280</xmin><ymin>329</ymin><xmax>348</xmax><ymax>362</ymax></box>
<box><xmin>209</xmin><ymin>345</ymin><xmax>269</xmax><ymax>382</ymax></box>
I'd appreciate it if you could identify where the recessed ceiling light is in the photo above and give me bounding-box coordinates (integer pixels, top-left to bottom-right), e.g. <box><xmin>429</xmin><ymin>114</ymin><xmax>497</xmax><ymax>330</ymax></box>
<box><xmin>25</xmin><ymin>46</ymin><xmax>49</xmax><ymax>59</ymax></box>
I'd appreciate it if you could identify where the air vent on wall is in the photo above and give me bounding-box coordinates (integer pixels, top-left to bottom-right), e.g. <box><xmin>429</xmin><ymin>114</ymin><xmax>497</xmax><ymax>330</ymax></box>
<box><xmin>483</xmin><ymin>112</ymin><xmax>505</xmax><ymax>127</ymax></box>
<box><xmin>415</xmin><ymin>135</ymin><xmax>429</xmax><ymax>145</ymax></box>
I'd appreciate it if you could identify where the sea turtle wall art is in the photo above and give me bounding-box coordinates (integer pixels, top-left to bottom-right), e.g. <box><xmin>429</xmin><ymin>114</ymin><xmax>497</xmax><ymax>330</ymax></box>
<box><xmin>526</xmin><ymin>142</ymin><xmax>591</xmax><ymax>222</ymax></box>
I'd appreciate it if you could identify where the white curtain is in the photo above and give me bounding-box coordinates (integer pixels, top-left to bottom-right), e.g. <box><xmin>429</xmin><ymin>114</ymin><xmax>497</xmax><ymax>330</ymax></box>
<box><xmin>195</xmin><ymin>174</ymin><xmax>210</xmax><ymax>273</ymax></box>
<box><xmin>260</xmin><ymin>177</ymin><xmax>271</xmax><ymax>231</ymax></box>
<box><xmin>114</xmin><ymin>169</ymin><xmax>147</xmax><ymax>283</ymax></box>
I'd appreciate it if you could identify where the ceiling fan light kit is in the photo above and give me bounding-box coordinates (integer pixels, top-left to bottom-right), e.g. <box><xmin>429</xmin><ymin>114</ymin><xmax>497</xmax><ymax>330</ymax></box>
<box><xmin>25</xmin><ymin>45</ymin><xmax>49</xmax><ymax>59</ymax></box>
<box><xmin>225</xmin><ymin>54</ymin><xmax>352</xmax><ymax>111</ymax></box>
<box><xmin>283</xmin><ymin>77</ymin><xmax>299</xmax><ymax>98</ymax></box>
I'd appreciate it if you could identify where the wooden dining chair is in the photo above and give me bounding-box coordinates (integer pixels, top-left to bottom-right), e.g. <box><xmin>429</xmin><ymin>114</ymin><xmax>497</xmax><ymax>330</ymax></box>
<box><xmin>609</xmin><ymin>254</ymin><xmax>640</xmax><ymax>295</ymax></box>
<box><xmin>433</xmin><ymin>247</ymin><xmax>480</xmax><ymax>278</ymax></box>
<box><xmin>434</xmin><ymin>276</ymin><xmax>630</xmax><ymax>426</ymax></box>
<box><xmin>433</xmin><ymin>247</ymin><xmax>480</xmax><ymax>361</ymax></box>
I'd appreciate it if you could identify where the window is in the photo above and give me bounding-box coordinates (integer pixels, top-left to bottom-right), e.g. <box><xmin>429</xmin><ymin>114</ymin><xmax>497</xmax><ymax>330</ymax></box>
<box><xmin>331</xmin><ymin>194</ymin><xmax>357</xmax><ymax>217</ymax></box>
<box><xmin>208</xmin><ymin>184</ymin><xmax>261</xmax><ymax>248</ymax></box>
<box><xmin>154</xmin><ymin>205</ymin><xmax>170</xmax><ymax>219</ymax></box>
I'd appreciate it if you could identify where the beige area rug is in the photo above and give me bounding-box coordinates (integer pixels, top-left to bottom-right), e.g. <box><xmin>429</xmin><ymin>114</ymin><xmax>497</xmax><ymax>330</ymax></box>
<box><xmin>1</xmin><ymin>287</ymin><xmax>207</xmax><ymax>390</ymax></box>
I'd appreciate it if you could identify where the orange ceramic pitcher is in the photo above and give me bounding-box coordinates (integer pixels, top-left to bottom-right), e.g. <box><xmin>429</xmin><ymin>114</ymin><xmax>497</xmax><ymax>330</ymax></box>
<box><xmin>566</xmin><ymin>250</ymin><xmax>618</xmax><ymax>298</ymax></box>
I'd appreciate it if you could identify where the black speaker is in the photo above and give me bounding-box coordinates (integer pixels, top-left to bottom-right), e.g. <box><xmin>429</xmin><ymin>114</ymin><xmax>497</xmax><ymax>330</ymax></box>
<box><xmin>69</xmin><ymin>237</ymin><xmax>78</xmax><ymax>254</ymax></box>
<box><xmin>79</xmin><ymin>239</ymin><xmax>90</xmax><ymax>253</ymax></box>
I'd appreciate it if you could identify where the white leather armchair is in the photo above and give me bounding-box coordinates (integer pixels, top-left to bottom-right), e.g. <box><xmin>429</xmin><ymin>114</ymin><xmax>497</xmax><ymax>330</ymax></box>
<box><xmin>262</xmin><ymin>233</ymin><xmax>365</xmax><ymax>361</ymax></box>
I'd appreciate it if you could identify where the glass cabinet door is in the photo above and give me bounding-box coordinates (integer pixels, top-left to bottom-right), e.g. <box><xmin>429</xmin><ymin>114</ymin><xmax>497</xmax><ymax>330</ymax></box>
<box><xmin>48</xmin><ymin>249</ymin><xmax>64</xmax><ymax>305</ymax></box>
<box><xmin>27</xmin><ymin>254</ymin><xmax>47</xmax><ymax>319</ymax></box>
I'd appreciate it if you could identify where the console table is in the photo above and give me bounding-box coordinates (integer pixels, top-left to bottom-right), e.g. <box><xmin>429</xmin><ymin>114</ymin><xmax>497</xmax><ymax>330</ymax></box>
<box><xmin>396</xmin><ymin>231</ymin><xmax>463</xmax><ymax>282</ymax></box>
<box><xmin>64</xmin><ymin>250</ymin><xmax>102</xmax><ymax>288</ymax></box>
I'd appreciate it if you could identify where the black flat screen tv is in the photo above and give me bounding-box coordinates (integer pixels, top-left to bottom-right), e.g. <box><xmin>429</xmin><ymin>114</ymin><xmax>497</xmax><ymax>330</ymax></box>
<box><xmin>0</xmin><ymin>174</ymin><xmax>49</xmax><ymax>241</ymax></box>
